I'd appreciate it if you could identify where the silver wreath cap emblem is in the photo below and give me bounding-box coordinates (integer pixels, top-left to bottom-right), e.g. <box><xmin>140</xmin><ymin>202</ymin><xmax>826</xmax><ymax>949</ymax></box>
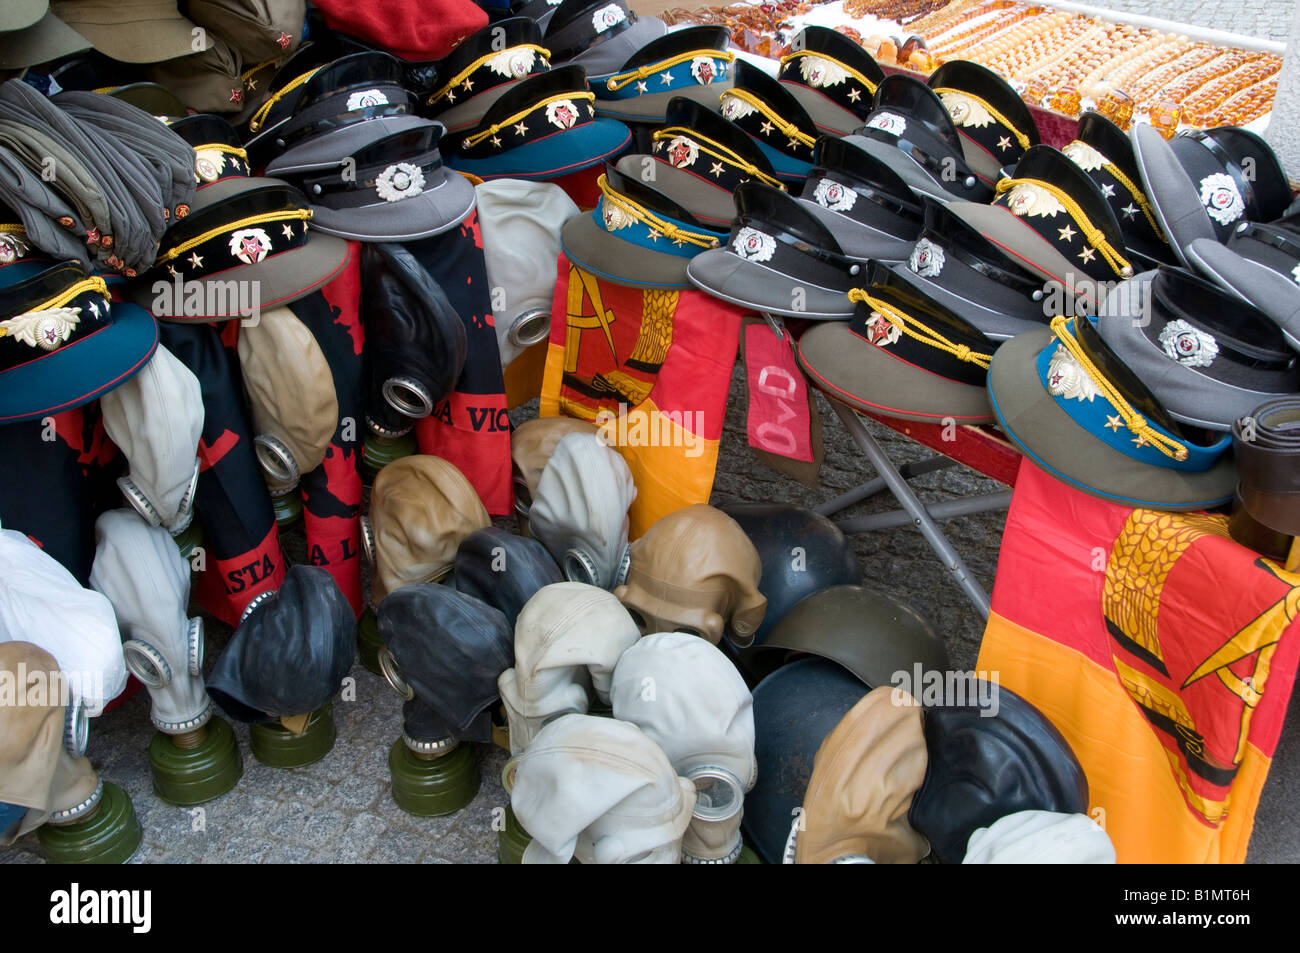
<box><xmin>1062</xmin><ymin>140</ymin><xmax>1106</xmax><ymax>173</ymax></box>
<box><xmin>194</xmin><ymin>148</ymin><xmax>225</xmax><ymax>183</ymax></box>
<box><xmin>864</xmin><ymin>311</ymin><xmax>901</xmax><ymax>346</ymax></box>
<box><xmin>376</xmin><ymin>162</ymin><xmax>426</xmax><ymax>203</ymax></box>
<box><xmin>1158</xmin><ymin>319</ymin><xmax>1219</xmax><ymax>368</ymax></box>
<box><xmin>865</xmin><ymin>111</ymin><xmax>907</xmax><ymax>137</ymax></box>
<box><xmin>909</xmin><ymin>238</ymin><xmax>945</xmax><ymax>278</ymax></box>
<box><xmin>733</xmin><ymin>227</ymin><xmax>776</xmax><ymax>262</ymax></box>
<box><xmin>488</xmin><ymin>48</ymin><xmax>539</xmax><ymax>79</ymax></box>
<box><xmin>347</xmin><ymin>89</ymin><xmax>389</xmax><ymax>110</ymax></box>
<box><xmin>690</xmin><ymin>56</ymin><xmax>722</xmax><ymax>85</ymax></box>
<box><xmin>0</xmin><ymin>231</ymin><xmax>30</xmax><ymax>264</ymax></box>
<box><xmin>546</xmin><ymin>99</ymin><xmax>580</xmax><ymax>130</ymax></box>
<box><xmin>813</xmin><ymin>178</ymin><xmax>857</xmax><ymax>212</ymax></box>
<box><xmin>1046</xmin><ymin>344</ymin><xmax>1098</xmax><ymax>402</ymax></box>
<box><xmin>720</xmin><ymin>93</ymin><xmax>755</xmax><ymax>121</ymax></box>
<box><xmin>0</xmin><ymin>306</ymin><xmax>82</xmax><ymax>351</ymax></box>
<box><xmin>591</xmin><ymin>3</ymin><xmax>626</xmax><ymax>32</ymax></box>
<box><xmin>666</xmin><ymin>135</ymin><xmax>699</xmax><ymax>169</ymax></box>
<box><xmin>229</xmin><ymin>228</ymin><xmax>272</xmax><ymax>264</ymax></box>
<box><xmin>797</xmin><ymin>55</ymin><xmax>849</xmax><ymax>89</ymax></box>
<box><xmin>601</xmin><ymin>202</ymin><xmax>634</xmax><ymax>232</ymax></box>
<box><xmin>1199</xmin><ymin>172</ymin><xmax>1244</xmax><ymax>227</ymax></box>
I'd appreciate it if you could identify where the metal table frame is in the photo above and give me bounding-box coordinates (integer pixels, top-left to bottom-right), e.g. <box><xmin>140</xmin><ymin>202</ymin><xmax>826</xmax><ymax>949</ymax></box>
<box><xmin>812</xmin><ymin>399</ymin><xmax>1022</xmax><ymax>620</ymax></box>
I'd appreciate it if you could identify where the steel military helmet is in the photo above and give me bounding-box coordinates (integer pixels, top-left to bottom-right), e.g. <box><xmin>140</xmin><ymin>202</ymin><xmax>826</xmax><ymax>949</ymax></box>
<box><xmin>908</xmin><ymin>676</ymin><xmax>1089</xmax><ymax>864</ymax></box>
<box><xmin>748</xmin><ymin>583</ymin><xmax>949</xmax><ymax>688</ymax></box>
<box><xmin>719</xmin><ymin>503</ymin><xmax>858</xmax><ymax>647</ymax></box>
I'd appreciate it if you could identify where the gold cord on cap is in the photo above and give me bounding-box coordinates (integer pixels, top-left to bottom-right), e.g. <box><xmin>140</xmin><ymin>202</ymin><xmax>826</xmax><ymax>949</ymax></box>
<box><xmin>249</xmin><ymin>66</ymin><xmax>323</xmax><ymax>132</ymax></box>
<box><xmin>195</xmin><ymin>142</ymin><xmax>250</xmax><ymax>163</ymax></box>
<box><xmin>426</xmin><ymin>44</ymin><xmax>552</xmax><ymax>105</ymax></box>
<box><xmin>597</xmin><ymin>174</ymin><xmax>719</xmax><ymax>248</ymax></box>
<box><xmin>996</xmin><ymin>176</ymin><xmax>1134</xmax><ymax>278</ymax></box>
<box><xmin>604</xmin><ymin>49</ymin><xmax>735</xmax><ymax>92</ymax></box>
<box><xmin>0</xmin><ymin>275</ymin><xmax>108</xmax><ymax>343</ymax></box>
<box><xmin>780</xmin><ymin>50</ymin><xmax>878</xmax><ymax>97</ymax></box>
<box><xmin>932</xmin><ymin>87</ymin><xmax>1030</xmax><ymax>150</ymax></box>
<box><xmin>461</xmin><ymin>92</ymin><xmax>595</xmax><ymax>148</ymax></box>
<box><xmin>651</xmin><ymin>126</ymin><xmax>785</xmax><ymax>189</ymax></box>
<box><xmin>721</xmin><ymin>89</ymin><xmax>816</xmax><ymax>149</ymax></box>
<box><xmin>1065</xmin><ymin>139</ymin><xmax>1167</xmax><ymax>242</ymax></box>
<box><xmin>156</xmin><ymin>209</ymin><xmax>312</xmax><ymax>264</ymax></box>
<box><xmin>847</xmin><ymin>289</ymin><xmax>993</xmax><ymax>369</ymax></box>
<box><xmin>1048</xmin><ymin>315</ymin><xmax>1188</xmax><ymax>461</ymax></box>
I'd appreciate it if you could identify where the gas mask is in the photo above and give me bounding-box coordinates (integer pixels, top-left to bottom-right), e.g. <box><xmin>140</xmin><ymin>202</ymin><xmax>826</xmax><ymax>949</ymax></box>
<box><xmin>613</xmin><ymin>504</ymin><xmax>766</xmax><ymax>647</ymax></box>
<box><xmin>509</xmin><ymin>417</ymin><xmax>601</xmax><ymax>520</ymax></box>
<box><xmin>452</xmin><ymin>527</ymin><xmax>563</xmax><ymax>627</ymax></box>
<box><xmin>528</xmin><ymin>432</ymin><xmax>636</xmax><ymax>590</ymax></box>
<box><xmin>0</xmin><ymin>642</ymin><xmax>100</xmax><ymax>845</ymax></box>
<box><xmin>475</xmin><ymin>179</ymin><xmax>579</xmax><ymax>368</ymax></box>
<box><xmin>376</xmin><ymin>583</ymin><xmax>514</xmax><ymax>751</ymax></box>
<box><xmin>0</xmin><ymin>523</ymin><xmax>126</xmax><ymax>714</ymax></box>
<box><xmin>206</xmin><ymin>565</ymin><xmax>357</xmax><ymax>724</ymax></box>
<box><xmin>89</xmin><ymin>510</ymin><xmax>210</xmax><ymax>734</ymax></box>
<box><xmin>497</xmin><ymin>582</ymin><xmax>640</xmax><ymax>754</ymax></box>
<box><xmin>361</xmin><ymin>241</ymin><xmax>468</xmax><ymax>437</ymax></box>
<box><xmin>963</xmin><ymin>810</ymin><xmax>1115</xmax><ymax>864</ymax></box>
<box><xmin>611</xmin><ymin>632</ymin><xmax>757</xmax><ymax>864</ymax></box>
<box><xmin>786</xmin><ymin>686</ymin><xmax>930</xmax><ymax>864</ymax></box>
<box><xmin>98</xmin><ymin>343</ymin><xmax>203</xmax><ymax>534</ymax></box>
<box><xmin>237</xmin><ymin>305</ymin><xmax>339</xmax><ymax>492</ymax></box>
<box><xmin>363</xmin><ymin>454</ymin><xmax>490</xmax><ymax>603</ymax></box>
<box><xmin>508</xmin><ymin>713</ymin><xmax>697</xmax><ymax>864</ymax></box>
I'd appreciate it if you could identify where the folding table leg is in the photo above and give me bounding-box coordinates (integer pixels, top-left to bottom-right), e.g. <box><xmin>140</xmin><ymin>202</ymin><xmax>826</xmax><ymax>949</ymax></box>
<box><xmin>830</xmin><ymin>401</ymin><xmax>993</xmax><ymax>618</ymax></box>
<box><xmin>836</xmin><ymin>491</ymin><xmax>1013</xmax><ymax>533</ymax></box>
<box><xmin>813</xmin><ymin>455</ymin><xmax>958</xmax><ymax>517</ymax></box>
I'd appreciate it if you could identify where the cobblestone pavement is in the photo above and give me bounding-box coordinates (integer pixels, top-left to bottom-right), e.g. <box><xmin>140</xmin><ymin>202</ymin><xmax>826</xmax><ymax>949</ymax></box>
<box><xmin>4</xmin><ymin>0</ymin><xmax>1299</xmax><ymax>867</ymax></box>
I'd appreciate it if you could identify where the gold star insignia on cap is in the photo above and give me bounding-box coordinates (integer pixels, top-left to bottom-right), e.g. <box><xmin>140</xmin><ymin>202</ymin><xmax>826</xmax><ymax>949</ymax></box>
<box><xmin>1121</xmin><ymin>203</ymin><xmax>1139</xmax><ymax>219</ymax></box>
<box><xmin>636</xmin><ymin>80</ymin><xmax>648</xmax><ymax>94</ymax></box>
<box><xmin>847</xmin><ymin>87</ymin><xmax>861</xmax><ymax>102</ymax></box>
<box><xmin>1079</xmin><ymin>246</ymin><xmax>1097</xmax><ymax>264</ymax></box>
<box><xmin>188</xmin><ymin>252</ymin><xmax>204</xmax><ymax>269</ymax></box>
<box><xmin>646</xmin><ymin>229</ymin><xmax>659</xmax><ymax>242</ymax></box>
<box><xmin>282</xmin><ymin>224</ymin><xmax>294</xmax><ymax>239</ymax></box>
<box><xmin>759</xmin><ymin>120</ymin><xmax>775</xmax><ymax>136</ymax></box>
<box><xmin>1101</xmin><ymin>183</ymin><xmax>1116</xmax><ymax>198</ymax></box>
<box><xmin>462</xmin><ymin>78</ymin><xmax>475</xmax><ymax>92</ymax></box>
<box><xmin>245</xmin><ymin>78</ymin><xmax>258</xmax><ymax>91</ymax></box>
<box><xmin>1105</xmin><ymin>415</ymin><xmax>1123</xmax><ymax>432</ymax></box>
<box><xmin>446</xmin><ymin>89</ymin><xmax>457</xmax><ymax>103</ymax></box>
<box><xmin>659</xmin><ymin>70</ymin><xmax>674</xmax><ymax>85</ymax></box>
<box><xmin>1132</xmin><ymin>434</ymin><xmax>1149</xmax><ymax>449</ymax></box>
<box><xmin>513</xmin><ymin>121</ymin><xmax>528</xmax><ymax>137</ymax></box>
<box><xmin>1057</xmin><ymin>225</ymin><xmax>1076</xmax><ymax>242</ymax></box>
<box><xmin>672</xmin><ymin>238</ymin><xmax>685</xmax><ymax>247</ymax></box>
<box><xmin>167</xmin><ymin>264</ymin><xmax>178</xmax><ymax>277</ymax></box>
<box><xmin>490</xmin><ymin>135</ymin><xmax>502</xmax><ymax>148</ymax></box>
<box><xmin>709</xmin><ymin>162</ymin><xmax>725</xmax><ymax>177</ymax></box>
<box><xmin>787</xmin><ymin>137</ymin><xmax>801</xmax><ymax>148</ymax></box>
<box><xmin>997</xmin><ymin>135</ymin><xmax>1012</xmax><ymax>151</ymax></box>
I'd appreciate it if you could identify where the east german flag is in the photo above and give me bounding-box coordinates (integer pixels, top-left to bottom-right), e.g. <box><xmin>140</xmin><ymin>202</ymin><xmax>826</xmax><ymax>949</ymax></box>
<box><xmin>539</xmin><ymin>254</ymin><xmax>744</xmax><ymax>538</ymax></box>
<box><xmin>978</xmin><ymin>460</ymin><xmax>1300</xmax><ymax>863</ymax></box>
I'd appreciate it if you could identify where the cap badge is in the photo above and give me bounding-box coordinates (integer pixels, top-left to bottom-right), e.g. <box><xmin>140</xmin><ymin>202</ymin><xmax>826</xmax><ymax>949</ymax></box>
<box><xmin>591</xmin><ymin>3</ymin><xmax>627</xmax><ymax>33</ymax></box>
<box><xmin>602</xmin><ymin>203</ymin><xmax>634</xmax><ymax>232</ymax></box>
<box><xmin>865</xmin><ymin>111</ymin><xmax>906</xmax><ymax>137</ymax></box>
<box><xmin>938</xmin><ymin>91</ymin><xmax>993</xmax><ymax>129</ymax></box>
<box><xmin>276</xmin><ymin>32</ymin><xmax>293</xmax><ymax>50</ymax></box>
<box><xmin>690</xmin><ymin>56</ymin><xmax>721</xmax><ymax>85</ymax></box>
<box><xmin>864</xmin><ymin>311</ymin><xmax>901</xmax><ymax>346</ymax></box>
<box><xmin>720</xmin><ymin>93</ymin><xmax>755</xmax><ymax>121</ymax></box>
<box><xmin>546</xmin><ymin>99</ymin><xmax>580</xmax><ymax>129</ymax></box>
<box><xmin>666</xmin><ymin>135</ymin><xmax>699</xmax><ymax>169</ymax></box>
<box><xmin>797</xmin><ymin>55</ymin><xmax>848</xmax><ymax>88</ymax></box>
<box><xmin>733</xmin><ymin>227</ymin><xmax>776</xmax><ymax>263</ymax></box>
<box><xmin>0</xmin><ymin>306</ymin><xmax>81</xmax><ymax>351</ymax></box>
<box><xmin>909</xmin><ymin>238</ymin><xmax>945</xmax><ymax>278</ymax></box>
<box><xmin>1158</xmin><ymin>319</ymin><xmax>1219</xmax><ymax>368</ymax></box>
<box><xmin>0</xmin><ymin>232</ymin><xmax>29</xmax><ymax>264</ymax></box>
<box><xmin>1062</xmin><ymin>140</ymin><xmax>1106</xmax><ymax>173</ymax></box>
<box><xmin>813</xmin><ymin>178</ymin><xmax>857</xmax><ymax>212</ymax></box>
<box><xmin>1199</xmin><ymin>172</ymin><xmax>1244</xmax><ymax>227</ymax></box>
<box><xmin>376</xmin><ymin>162</ymin><xmax>426</xmax><ymax>203</ymax></box>
<box><xmin>347</xmin><ymin>89</ymin><xmax>389</xmax><ymax>110</ymax></box>
<box><xmin>229</xmin><ymin>228</ymin><xmax>272</xmax><ymax>265</ymax></box>
<box><xmin>488</xmin><ymin>48</ymin><xmax>539</xmax><ymax>79</ymax></box>
<box><xmin>194</xmin><ymin>149</ymin><xmax>225</xmax><ymax>183</ymax></box>
<box><xmin>1004</xmin><ymin>181</ymin><xmax>1065</xmax><ymax>219</ymax></box>
<box><xmin>1046</xmin><ymin>345</ymin><xmax>1098</xmax><ymax>402</ymax></box>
